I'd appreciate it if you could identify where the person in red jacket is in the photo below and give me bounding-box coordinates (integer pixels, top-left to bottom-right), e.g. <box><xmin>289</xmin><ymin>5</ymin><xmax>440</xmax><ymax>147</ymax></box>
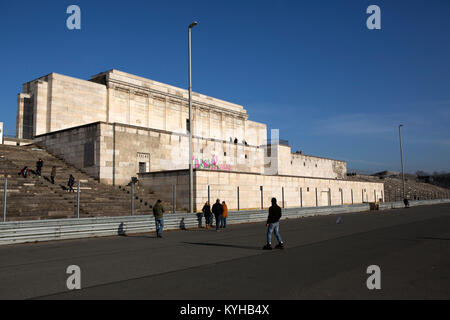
<box><xmin>221</xmin><ymin>201</ymin><xmax>228</xmax><ymax>228</ymax></box>
<box><xmin>263</xmin><ymin>198</ymin><xmax>285</xmax><ymax>250</ymax></box>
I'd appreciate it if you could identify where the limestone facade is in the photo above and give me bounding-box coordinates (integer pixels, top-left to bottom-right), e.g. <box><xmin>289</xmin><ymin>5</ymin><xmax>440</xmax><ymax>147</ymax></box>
<box><xmin>18</xmin><ymin>69</ymin><xmax>384</xmax><ymax>211</ymax></box>
<box><xmin>20</xmin><ymin>69</ymin><xmax>349</xmax><ymax>182</ymax></box>
<box><xmin>138</xmin><ymin>169</ymin><xmax>384</xmax><ymax>211</ymax></box>
<box><xmin>17</xmin><ymin>70</ymin><xmax>265</xmax><ymax>146</ymax></box>
<box><xmin>34</xmin><ymin>122</ymin><xmax>266</xmax><ymax>186</ymax></box>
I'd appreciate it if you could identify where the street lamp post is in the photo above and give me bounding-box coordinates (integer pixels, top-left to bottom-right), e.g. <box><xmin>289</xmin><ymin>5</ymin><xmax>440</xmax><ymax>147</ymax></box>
<box><xmin>188</xmin><ymin>21</ymin><xmax>198</xmax><ymax>214</ymax></box>
<box><xmin>398</xmin><ymin>124</ymin><xmax>406</xmax><ymax>200</ymax></box>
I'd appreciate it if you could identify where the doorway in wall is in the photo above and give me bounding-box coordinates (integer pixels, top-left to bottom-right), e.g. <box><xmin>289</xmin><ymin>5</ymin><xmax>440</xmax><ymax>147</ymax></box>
<box><xmin>138</xmin><ymin>162</ymin><xmax>147</xmax><ymax>173</ymax></box>
<box><xmin>137</xmin><ymin>152</ymin><xmax>150</xmax><ymax>173</ymax></box>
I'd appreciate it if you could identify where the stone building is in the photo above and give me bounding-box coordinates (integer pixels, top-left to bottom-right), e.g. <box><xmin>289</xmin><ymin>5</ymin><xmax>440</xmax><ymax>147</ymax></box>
<box><xmin>16</xmin><ymin>69</ymin><xmax>384</xmax><ymax>211</ymax></box>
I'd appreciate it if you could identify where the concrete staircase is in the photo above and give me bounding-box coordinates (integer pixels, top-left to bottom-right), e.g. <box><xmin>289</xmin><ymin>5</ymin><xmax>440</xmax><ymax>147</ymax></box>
<box><xmin>0</xmin><ymin>144</ymin><xmax>171</xmax><ymax>221</ymax></box>
<box><xmin>347</xmin><ymin>174</ymin><xmax>450</xmax><ymax>202</ymax></box>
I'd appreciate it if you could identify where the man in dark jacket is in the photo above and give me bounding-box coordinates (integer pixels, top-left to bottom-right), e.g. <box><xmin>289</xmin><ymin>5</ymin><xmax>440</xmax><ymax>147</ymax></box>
<box><xmin>153</xmin><ymin>199</ymin><xmax>165</xmax><ymax>238</ymax></box>
<box><xmin>67</xmin><ymin>174</ymin><xmax>75</xmax><ymax>193</ymax></box>
<box><xmin>201</xmin><ymin>201</ymin><xmax>212</xmax><ymax>229</ymax></box>
<box><xmin>263</xmin><ymin>198</ymin><xmax>284</xmax><ymax>250</ymax></box>
<box><xmin>211</xmin><ymin>199</ymin><xmax>223</xmax><ymax>231</ymax></box>
<box><xmin>36</xmin><ymin>159</ymin><xmax>43</xmax><ymax>177</ymax></box>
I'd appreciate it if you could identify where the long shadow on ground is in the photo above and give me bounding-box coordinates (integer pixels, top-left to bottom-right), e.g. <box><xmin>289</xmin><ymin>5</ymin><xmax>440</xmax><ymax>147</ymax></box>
<box><xmin>182</xmin><ymin>241</ymin><xmax>261</xmax><ymax>251</ymax></box>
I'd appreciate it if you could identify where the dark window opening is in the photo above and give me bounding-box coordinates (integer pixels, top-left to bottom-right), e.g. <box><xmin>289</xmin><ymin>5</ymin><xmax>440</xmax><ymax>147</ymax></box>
<box><xmin>138</xmin><ymin>162</ymin><xmax>147</xmax><ymax>173</ymax></box>
<box><xmin>83</xmin><ymin>141</ymin><xmax>95</xmax><ymax>167</ymax></box>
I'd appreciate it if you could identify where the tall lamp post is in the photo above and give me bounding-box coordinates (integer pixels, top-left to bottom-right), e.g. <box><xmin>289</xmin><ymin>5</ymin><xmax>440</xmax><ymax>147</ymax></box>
<box><xmin>188</xmin><ymin>21</ymin><xmax>198</xmax><ymax>214</ymax></box>
<box><xmin>398</xmin><ymin>124</ymin><xmax>406</xmax><ymax>200</ymax></box>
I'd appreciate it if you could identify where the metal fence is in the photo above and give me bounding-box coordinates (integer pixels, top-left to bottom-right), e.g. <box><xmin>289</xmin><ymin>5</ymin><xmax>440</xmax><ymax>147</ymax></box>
<box><xmin>2</xmin><ymin>174</ymin><xmax>450</xmax><ymax>224</ymax></box>
<box><xmin>384</xmin><ymin>189</ymin><xmax>450</xmax><ymax>202</ymax></box>
<box><xmin>0</xmin><ymin>176</ymin><xmax>156</xmax><ymax>223</ymax></box>
<box><xmin>0</xmin><ymin>203</ymin><xmax>371</xmax><ymax>246</ymax></box>
<box><xmin>2</xmin><ymin>195</ymin><xmax>450</xmax><ymax>246</ymax></box>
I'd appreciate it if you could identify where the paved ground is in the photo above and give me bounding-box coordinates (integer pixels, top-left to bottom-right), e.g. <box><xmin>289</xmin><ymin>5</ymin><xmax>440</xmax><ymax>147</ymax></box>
<box><xmin>1</xmin><ymin>203</ymin><xmax>450</xmax><ymax>300</ymax></box>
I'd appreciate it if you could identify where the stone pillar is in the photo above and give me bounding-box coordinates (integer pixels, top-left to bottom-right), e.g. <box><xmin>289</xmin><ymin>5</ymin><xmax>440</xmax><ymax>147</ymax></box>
<box><xmin>16</xmin><ymin>94</ymin><xmax>24</xmax><ymax>139</ymax></box>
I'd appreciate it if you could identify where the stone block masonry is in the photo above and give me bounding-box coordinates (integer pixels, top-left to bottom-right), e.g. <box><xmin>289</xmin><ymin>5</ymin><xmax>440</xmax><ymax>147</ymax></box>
<box><xmin>19</xmin><ymin>69</ymin><xmax>384</xmax><ymax>211</ymax></box>
<box><xmin>139</xmin><ymin>169</ymin><xmax>384</xmax><ymax>212</ymax></box>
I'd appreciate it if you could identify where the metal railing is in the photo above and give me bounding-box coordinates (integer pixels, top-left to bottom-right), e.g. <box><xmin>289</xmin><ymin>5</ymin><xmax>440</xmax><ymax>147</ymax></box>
<box><xmin>384</xmin><ymin>190</ymin><xmax>450</xmax><ymax>202</ymax></box>
<box><xmin>0</xmin><ymin>203</ymin><xmax>371</xmax><ymax>246</ymax></box>
<box><xmin>2</xmin><ymin>172</ymin><xmax>450</xmax><ymax>224</ymax></box>
<box><xmin>0</xmin><ymin>174</ymin><xmax>159</xmax><ymax>223</ymax></box>
<box><xmin>1</xmin><ymin>194</ymin><xmax>450</xmax><ymax>246</ymax></box>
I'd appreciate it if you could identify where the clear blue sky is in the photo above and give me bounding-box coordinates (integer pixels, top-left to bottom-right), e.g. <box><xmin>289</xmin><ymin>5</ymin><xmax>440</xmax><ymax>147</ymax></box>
<box><xmin>1</xmin><ymin>0</ymin><xmax>449</xmax><ymax>174</ymax></box>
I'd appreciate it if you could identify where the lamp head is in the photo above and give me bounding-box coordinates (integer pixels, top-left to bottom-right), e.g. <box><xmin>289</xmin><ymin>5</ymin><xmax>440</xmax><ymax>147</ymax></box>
<box><xmin>189</xmin><ymin>21</ymin><xmax>198</xmax><ymax>29</ymax></box>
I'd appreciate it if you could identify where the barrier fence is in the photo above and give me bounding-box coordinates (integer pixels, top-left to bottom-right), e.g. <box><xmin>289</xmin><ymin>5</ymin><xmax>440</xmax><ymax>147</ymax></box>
<box><xmin>0</xmin><ymin>203</ymin><xmax>369</xmax><ymax>246</ymax></box>
<box><xmin>2</xmin><ymin>199</ymin><xmax>450</xmax><ymax>246</ymax></box>
<box><xmin>384</xmin><ymin>189</ymin><xmax>450</xmax><ymax>202</ymax></box>
<box><xmin>1</xmin><ymin>174</ymin><xmax>450</xmax><ymax>224</ymax></box>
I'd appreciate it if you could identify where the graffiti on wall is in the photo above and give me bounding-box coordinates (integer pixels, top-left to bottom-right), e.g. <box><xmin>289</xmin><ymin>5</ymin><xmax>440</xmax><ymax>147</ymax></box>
<box><xmin>193</xmin><ymin>156</ymin><xmax>232</xmax><ymax>171</ymax></box>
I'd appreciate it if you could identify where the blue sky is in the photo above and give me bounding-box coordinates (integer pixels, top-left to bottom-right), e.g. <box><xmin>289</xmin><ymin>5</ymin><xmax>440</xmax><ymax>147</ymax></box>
<box><xmin>0</xmin><ymin>0</ymin><xmax>449</xmax><ymax>173</ymax></box>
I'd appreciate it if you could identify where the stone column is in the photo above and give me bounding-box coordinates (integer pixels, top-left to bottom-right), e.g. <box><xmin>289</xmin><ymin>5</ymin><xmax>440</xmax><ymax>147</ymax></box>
<box><xmin>16</xmin><ymin>94</ymin><xmax>24</xmax><ymax>139</ymax></box>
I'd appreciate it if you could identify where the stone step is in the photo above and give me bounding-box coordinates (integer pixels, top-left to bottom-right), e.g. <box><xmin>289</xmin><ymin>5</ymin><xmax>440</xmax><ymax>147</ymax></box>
<box><xmin>0</xmin><ymin>144</ymin><xmax>171</xmax><ymax>220</ymax></box>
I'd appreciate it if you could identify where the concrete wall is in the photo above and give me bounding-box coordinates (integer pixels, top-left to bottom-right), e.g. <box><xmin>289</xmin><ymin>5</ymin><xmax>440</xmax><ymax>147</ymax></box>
<box><xmin>34</xmin><ymin>123</ymin><xmax>101</xmax><ymax>179</ymax></box>
<box><xmin>33</xmin><ymin>122</ymin><xmax>354</xmax><ymax>187</ymax></box>
<box><xmin>263</xmin><ymin>144</ymin><xmax>347</xmax><ymax>179</ymax></box>
<box><xmin>32</xmin><ymin>122</ymin><xmax>267</xmax><ymax>186</ymax></box>
<box><xmin>100</xmin><ymin>122</ymin><xmax>266</xmax><ymax>186</ymax></box>
<box><xmin>137</xmin><ymin>170</ymin><xmax>190</xmax><ymax>211</ymax></box>
<box><xmin>139</xmin><ymin>169</ymin><xmax>384</xmax><ymax>212</ymax></box>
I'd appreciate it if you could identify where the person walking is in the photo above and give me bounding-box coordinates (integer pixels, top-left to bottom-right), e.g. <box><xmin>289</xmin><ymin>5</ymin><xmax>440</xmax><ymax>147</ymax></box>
<box><xmin>50</xmin><ymin>166</ymin><xmax>57</xmax><ymax>184</ymax></box>
<box><xmin>403</xmin><ymin>198</ymin><xmax>410</xmax><ymax>209</ymax></box>
<box><xmin>36</xmin><ymin>158</ymin><xmax>44</xmax><ymax>177</ymax></box>
<box><xmin>153</xmin><ymin>199</ymin><xmax>165</xmax><ymax>238</ymax></box>
<box><xmin>202</xmin><ymin>201</ymin><xmax>212</xmax><ymax>229</ymax></box>
<box><xmin>67</xmin><ymin>174</ymin><xmax>75</xmax><ymax>193</ymax></box>
<box><xmin>212</xmin><ymin>199</ymin><xmax>223</xmax><ymax>231</ymax></box>
<box><xmin>221</xmin><ymin>201</ymin><xmax>228</xmax><ymax>228</ymax></box>
<box><xmin>263</xmin><ymin>198</ymin><xmax>285</xmax><ymax>250</ymax></box>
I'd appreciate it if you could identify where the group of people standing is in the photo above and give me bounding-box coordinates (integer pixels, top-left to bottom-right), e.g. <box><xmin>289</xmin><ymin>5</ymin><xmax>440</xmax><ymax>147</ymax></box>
<box><xmin>160</xmin><ymin>197</ymin><xmax>284</xmax><ymax>250</ymax></box>
<box><xmin>18</xmin><ymin>158</ymin><xmax>45</xmax><ymax>179</ymax></box>
<box><xmin>200</xmin><ymin>199</ymin><xmax>228</xmax><ymax>231</ymax></box>
<box><xmin>18</xmin><ymin>158</ymin><xmax>76</xmax><ymax>193</ymax></box>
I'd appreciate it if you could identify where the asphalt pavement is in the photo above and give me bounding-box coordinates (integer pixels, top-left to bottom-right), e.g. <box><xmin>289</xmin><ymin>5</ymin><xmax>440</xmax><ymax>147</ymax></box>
<box><xmin>0</xmin><ymin>203</ymin><xmax>449</xmax><ymax>300</ymax></box>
